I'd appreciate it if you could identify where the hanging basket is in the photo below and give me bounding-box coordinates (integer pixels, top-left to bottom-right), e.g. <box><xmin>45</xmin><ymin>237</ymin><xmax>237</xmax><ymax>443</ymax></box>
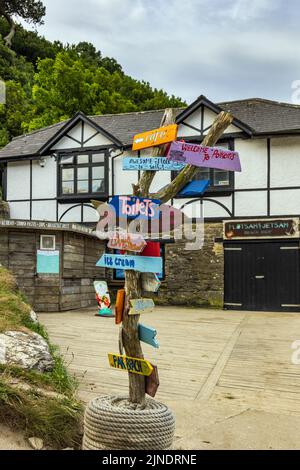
<box><xmin>82</xmin><ymin>395</ymin><xmax>175</xmax><ymax>450</ymax></box>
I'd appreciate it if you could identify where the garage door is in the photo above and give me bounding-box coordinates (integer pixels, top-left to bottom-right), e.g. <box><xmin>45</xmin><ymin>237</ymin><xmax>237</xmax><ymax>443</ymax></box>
<box><xmin>224</xmin><ymin>241</ymin><xmax>300</xmax><ymax>312</ymax></box>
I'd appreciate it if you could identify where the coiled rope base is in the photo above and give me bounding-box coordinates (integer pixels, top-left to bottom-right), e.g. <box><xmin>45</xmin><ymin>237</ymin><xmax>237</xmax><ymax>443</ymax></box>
<box><xmin>82</xmin><ymin>395</ymin><xmax>176</xmax><ymax>450</ymax></box>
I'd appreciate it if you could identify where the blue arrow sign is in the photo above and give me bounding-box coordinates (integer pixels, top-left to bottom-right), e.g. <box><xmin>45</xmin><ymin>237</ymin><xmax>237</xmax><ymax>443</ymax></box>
<box><xmin>123</xmin><ymin>157</ymin><xmax>186</xmax><ymax>172</ymax></box>
<box><xmin>110</xmin><ymin>195</ymin><xmax>160</xmax><ymax>220</ymax></box>
<box><xmin>96</xmin><ymin>253</ymin><xmax>163</xmax><ymax>274</ymax></box>
<box><xmin>138</xmin><ymin>324</ymin><xmax>159</xmax><ymax>349</ymax></box>
<box><xmin>179</xmin><ymin>179</ymin><xmax>210</xmax><ymax>197</ymax></box>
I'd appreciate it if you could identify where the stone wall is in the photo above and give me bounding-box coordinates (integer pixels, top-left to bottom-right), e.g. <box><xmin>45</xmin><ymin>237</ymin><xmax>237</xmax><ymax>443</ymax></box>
<box><xmin>156</xmin><ymin>223</ymin><xmax>224</xmax><ymax>308</ymax></box>
<box><xmin>108</xmin><ymin>222</ymin><xmax>224</xmax><ymax>309</ymax></box>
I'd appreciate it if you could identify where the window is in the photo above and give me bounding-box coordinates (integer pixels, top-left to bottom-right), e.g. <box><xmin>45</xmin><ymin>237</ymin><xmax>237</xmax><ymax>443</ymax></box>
<box><xmin>58</xmin><ymin>152</ymin><xmax>107</xmax><ymax>199</ymax></box>
<box><xmin>40</xmin><ymin>235</ymin><xmax>56</xmax><ymax>250</ymax></box>
<box><xmin>173</xmin><ymin>140</ymin><xmax>234</xmax><ymax>196</ymax></box>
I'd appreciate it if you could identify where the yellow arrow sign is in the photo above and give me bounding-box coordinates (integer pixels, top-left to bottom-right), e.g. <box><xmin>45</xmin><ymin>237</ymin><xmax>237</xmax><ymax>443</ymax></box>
<box><xmin>129</xmin><ymin>298</ymin><xmax>155</xmax><ymax>315</ymax></box>
<box><xmin>108</xmin><ymin>353</ymin><xmax>153</xmax><ymax>376</ymax></box>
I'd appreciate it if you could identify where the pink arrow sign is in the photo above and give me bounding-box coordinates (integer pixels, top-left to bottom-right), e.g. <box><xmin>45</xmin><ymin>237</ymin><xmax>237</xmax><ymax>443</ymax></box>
<box><xmin>167</xmin><ymin>141</ymin><xmax>241</xmax><ymax>172</ymax></box>
<box><xmin>107</xmin><ymin>231</ymin><xmax>147</xmax><ymax>252</ymax></box>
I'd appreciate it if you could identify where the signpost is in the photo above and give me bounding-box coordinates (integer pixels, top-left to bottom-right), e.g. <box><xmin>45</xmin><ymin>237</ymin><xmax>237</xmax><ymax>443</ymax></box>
<box><xmin>129</xmin><ymin>298</ymin><xmax>155</xmax><ymax>315</ymax></box>
<box><xmin>132</xmin><ymin>124</ymin><xmax>178</xmax><ymax>151</ymax></box>
<box><xmin>107</xmin><ymin>231</ymin><xmax>146</xmax><ymax>253</ymax></box>
<box><xmin>97</xmin><ymin>254</ymin><xmax>163</xmax><ymax>273</ymax></box>
<box><xmin>138</xmin><ymin>324</ymin><xmax>159</xmax><ymax>348</ymax></box>
<box><xmin>108</xmin><ymin>353</ymin><xmax>153</xmax><ymax>376</ymax></box>
<box><xmin>167</xmin><ymin>141</ymin><xmax>241</xmax><ymax>172</ymax></box>
<box><xmin>110</xmin><ymin>196</ymin><xmax>160</xmax><ymax>220</ymax></box>
<box><xmin>123</xmin><ymin>157</ymin><xmax>185</xmax><ymax>172</ymax></box>
<box><xmin>92</xmin><ymin>109</ymin><xmax>235</xmax><ymax>411</ymax></box>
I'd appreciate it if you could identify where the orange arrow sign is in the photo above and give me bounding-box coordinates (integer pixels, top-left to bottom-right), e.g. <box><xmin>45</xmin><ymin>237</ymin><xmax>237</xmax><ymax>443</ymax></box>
<box><xmin>132</xmin><ymin>124</ymin><xmax>178</xmax><ymax>151</ymax></box>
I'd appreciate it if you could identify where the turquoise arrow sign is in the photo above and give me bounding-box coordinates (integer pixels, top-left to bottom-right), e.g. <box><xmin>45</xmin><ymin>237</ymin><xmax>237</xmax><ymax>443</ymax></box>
<box><xmin>138</xmin><ymin>324</ymin><xmax>160</xmax><ymax>349</ymax></box>
<box><xmin>96</xmin><ymin>253</ymin><xmax>163</xmax><ymax>274</ymax></box>
<box><xmin>123</xmin><ymin>157</ymin><xmax>185</xmax><ymax>171</ymax></box>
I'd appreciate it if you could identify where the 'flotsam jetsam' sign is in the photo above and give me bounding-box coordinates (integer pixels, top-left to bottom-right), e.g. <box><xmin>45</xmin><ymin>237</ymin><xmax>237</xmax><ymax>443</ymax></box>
<box><xmin>110</xmin><ymin>196</ymin><xmax>160</xmax><ymax>220</ymax></box>
<box><xmin>167</xmin><ymin>141</ymin><xmax>241</xmax><ymax>172</ymax></box>
<box><xmin>224</xmin><ymin>218</ymin><xmax>300</xmax><ymax>240</ymax></box>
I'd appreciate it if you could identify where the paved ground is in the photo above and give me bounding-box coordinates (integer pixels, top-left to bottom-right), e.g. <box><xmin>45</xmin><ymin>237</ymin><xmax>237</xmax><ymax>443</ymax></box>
<box><xmin>39</xmin><ymin>307</ymin><xmax>300</xmax><ymax>450</ymax></box>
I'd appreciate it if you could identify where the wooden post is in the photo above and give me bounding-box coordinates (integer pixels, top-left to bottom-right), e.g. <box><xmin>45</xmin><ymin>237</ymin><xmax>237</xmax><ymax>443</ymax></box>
<box><xmin>122</xmin><ymin>109</ymin><xmax>177</xmax><ymax>406</ymax></box>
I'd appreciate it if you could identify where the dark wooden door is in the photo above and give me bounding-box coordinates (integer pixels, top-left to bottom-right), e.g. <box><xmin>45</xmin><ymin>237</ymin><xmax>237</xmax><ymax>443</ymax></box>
<box><xmin>224</xmin><ymin>241</ymin><xmax>300</xmax><ymax>311</ymax></box>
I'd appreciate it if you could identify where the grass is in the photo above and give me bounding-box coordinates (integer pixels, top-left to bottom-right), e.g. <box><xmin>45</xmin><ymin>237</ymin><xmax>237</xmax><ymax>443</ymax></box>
<box><xmin>0</xmin><ymin>266</ymin><xmax>84</xmax><ymax>448</ymax></box>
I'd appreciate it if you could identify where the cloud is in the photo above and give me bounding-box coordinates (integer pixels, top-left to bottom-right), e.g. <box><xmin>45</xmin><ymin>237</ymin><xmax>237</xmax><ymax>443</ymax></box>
<box><xmin>223</xmin><ymin>0</ymin><xmax>281</xmax><ymax>21</ymax></box>
<box><xmin>21</xmin><ymin>0</ymin><xmax>300</xmax><ymax>104</ymax></box>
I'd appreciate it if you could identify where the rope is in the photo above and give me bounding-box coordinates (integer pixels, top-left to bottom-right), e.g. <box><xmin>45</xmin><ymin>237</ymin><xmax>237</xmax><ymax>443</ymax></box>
<box><xmin>82</xmin><ymin>395</ymin><xmax>175</xmax><ymax>450</ymax></box>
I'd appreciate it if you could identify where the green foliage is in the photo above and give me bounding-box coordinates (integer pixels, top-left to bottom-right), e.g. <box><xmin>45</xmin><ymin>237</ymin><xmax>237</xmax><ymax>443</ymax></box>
<box><xmin>0</xmin><ymin>22</ymin><xmax>185</xmax><ymax>145</ymax></box>
<box><xmin>0</xmin><ymin>0</ymin><xmax>46</xmax><ymax>26</ymax></box>
<box><xmin>0</xmin><ymin>381</ymin><xmax>83</xmax><ymax>448</ymax></box>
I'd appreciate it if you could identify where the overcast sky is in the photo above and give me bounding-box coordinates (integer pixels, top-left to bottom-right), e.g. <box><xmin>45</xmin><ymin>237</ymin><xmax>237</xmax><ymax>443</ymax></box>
<box><xmin>23</xmin><ymin>0</ymin><xmax>300</xmax><ymax>104</ymax></box>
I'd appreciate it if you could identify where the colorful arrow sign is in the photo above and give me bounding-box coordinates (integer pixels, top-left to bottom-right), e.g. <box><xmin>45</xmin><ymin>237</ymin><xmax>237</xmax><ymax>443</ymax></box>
<box><xmin>167</xmin><ymin>141</ymin><xmax>241</xmax><ymax>172</ymax></box>
<box><xmin>142</xmin><ymin>273</ymin><xmax>161</xmax><ymax>293</ymax></box>
<box><xmin>108</xmin><ymin>353</ymin><xmax>153</xmax><ymax>376</ymax></box>
<box><xmin>110</xmin><ymin>196</ymin><xmax>160</xmax><ymax>220</ymax></box>
<box><xmin>129</xmin><ymin>298</ymin><xmax>155</xmax><ymax>315</ymax></box>
<box><xmin>107</xmin><ymin>231</ymin><xmax>146</xmax><ymax>252</ymax></box>
<box><xmin>132</xmin><ymin>124</ymin><xmax>178</xmax><ymax>151</ymax></box>
<box><xmin>96</xmin><ymin>254</ymin><xmax>163</xmax><ymax>274</ymax></box>
<box><xmin>115</xmin><ymin>289</ymin><xmax>125</xmax><ymax>325</ymax></box>
<box><xmin>138</xmin><ymin>324</ymin><xmax>159</xmax><ymax>348</ymax></box>
<box><xmin>123</xmin><ymin>157</ymin><xmax>185</xmax><ymax>171</ymax></box>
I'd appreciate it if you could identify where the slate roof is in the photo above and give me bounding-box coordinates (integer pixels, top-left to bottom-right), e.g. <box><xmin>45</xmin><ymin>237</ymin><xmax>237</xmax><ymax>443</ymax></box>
<box><xmin>1</xmin><ymin>97</ymin><xmax>300</xmax><ymax>160</ymax></box>
<box><xmin>220</xmin><ymin>98</ymin><xmax>300</xmax><ymax>134</ymax></box>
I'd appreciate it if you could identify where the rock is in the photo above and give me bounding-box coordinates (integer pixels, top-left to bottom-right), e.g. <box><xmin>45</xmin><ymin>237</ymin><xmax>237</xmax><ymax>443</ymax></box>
<box><xmin>28</xmin><ymin>437</ymin><xmax>44</xmax><ymax>450</ymax></box>
<box><xmin>29</xmin><ymin>310</ymin><xmax>38</xmax><ymax>323</ymax></box>
<box><xmin>63</xmin><ymin>448</ymin><xmax>74</xmax><ymax>451</ymax></box>
<box><xmin>0</xmin><ymin>331</ymin><xmax>54</xmax><ymax>372</ymax></box>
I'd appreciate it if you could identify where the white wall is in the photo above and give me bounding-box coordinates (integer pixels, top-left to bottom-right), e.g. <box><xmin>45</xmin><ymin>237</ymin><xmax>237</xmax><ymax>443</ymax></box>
<box><xmin>270</xmin><ymin>189</ymin><xmax>300</xmax><ymax>216</ymax></box>
<box><xmin>203</xmin><ymin>108</ymin><xmax>242</xmax><ymax>135</ymax></box>
<box><xmin>235</xmin><ymin>138</ymin><xmax>268</xmax><ymax>189</ymax></box>
<box><xmin>9</xmin><ymin>201</ymin><xmax>30</xmax><ymax>220</ymax></box>
<box><xmin>32</xmin><ymin>157</ymin><xmax>56</xmax><ymax>199</ymax></box>
<box><xmin>58</xmin><ymin>204</ymin><xmax>81</xmax><ymax>223</ymax></box>
<box><xmin>114</xmin><ymin>150</ymin><xmax>138</xmax><ymax>195</ymax></box>
<box><xmin>270</xmin><ymin>136</ymin><xmax>300</xmax><ymax>188</ymax></box>
<box><xmin>235</xmin><ymin>191</ymin><xmax>267</xmax><ymax>217</ymax></box>
<box><xmin>7</xmin><ymin>161</ymin><xmax>30</xmax><ymax>200</ymax></box>
<box><xmin>32</xmin><ymin>201</ymin><xmax>57</xmax><ymax>221</ymax></box>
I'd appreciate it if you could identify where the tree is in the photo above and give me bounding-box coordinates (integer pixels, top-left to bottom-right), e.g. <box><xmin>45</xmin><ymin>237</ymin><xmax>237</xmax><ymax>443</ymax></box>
<box><xmin>0</xmin><ymin>0</ymin><xmax>46</xmax><ymax>47</ymax></box>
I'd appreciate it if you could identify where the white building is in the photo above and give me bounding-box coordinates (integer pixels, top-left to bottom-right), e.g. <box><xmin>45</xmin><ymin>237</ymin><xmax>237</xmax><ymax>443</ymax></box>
<box><xmin>0</xmin><ymin>95</ymin><xmax>299</xmax><ymax>312</ymax></box>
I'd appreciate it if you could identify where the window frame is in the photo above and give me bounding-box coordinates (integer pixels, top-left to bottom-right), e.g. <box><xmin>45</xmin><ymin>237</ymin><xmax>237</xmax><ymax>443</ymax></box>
<box><xmin>173</xmin><ymin>138</ymin><xmax>235</xmax><ymax>198</ymax></box>
<box><xmin>57</xmin><ymin>150</ymin><xmax>109</xmax><ymax>202</ymax></box>
<box><xmin>40</xmin><ymin>234</ymin><xmax>56</xmax><ymax>251</ymax></box>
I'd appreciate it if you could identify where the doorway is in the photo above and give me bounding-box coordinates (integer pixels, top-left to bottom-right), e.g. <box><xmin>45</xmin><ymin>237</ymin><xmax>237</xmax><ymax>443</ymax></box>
<box><xmin>224</xmin><ymin>241</ymin><xmax>300</xmax><ymax>311</ymax></box>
